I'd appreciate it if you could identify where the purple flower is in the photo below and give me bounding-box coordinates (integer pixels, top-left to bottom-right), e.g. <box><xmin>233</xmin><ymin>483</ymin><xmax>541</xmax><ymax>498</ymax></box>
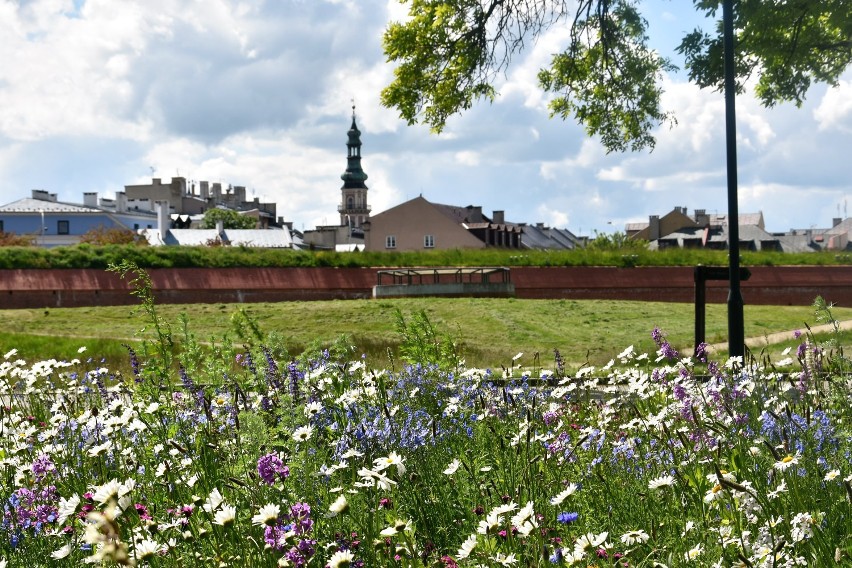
<box><xmin>31</xmin><ymin>455</ymin><xmax>55</xmax><ymax>482</ymax></box>
<box><xmin>257</xmin><ymin>453</ymin><xmax>290</xmax><ymax>485</ymax></box>
<box><xmin>694</xmin><ymin>342</ymin><xmax>708</xmax><ymax>362</ymax></box>
<box><xmin>660</xmin><ymin>341</ymin><xmax>679</xmax><ymax>360</ymax></box>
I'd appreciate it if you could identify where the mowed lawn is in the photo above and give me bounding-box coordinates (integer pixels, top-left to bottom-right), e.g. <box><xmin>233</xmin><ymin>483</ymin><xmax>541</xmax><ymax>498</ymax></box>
<box><xmin>2</xmin><ymin>297</ymin><xmax>849</xmax><ymax>370</ymax></box>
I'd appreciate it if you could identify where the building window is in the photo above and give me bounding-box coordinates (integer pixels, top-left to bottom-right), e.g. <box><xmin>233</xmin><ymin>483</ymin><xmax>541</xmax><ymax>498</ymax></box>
<box><xmin>424</xmin><ymin>234</ymin><xmax>435</xmax><ymax>248</ymax></box>
<box><xmin>57</xmin><ymin>220</ymin><xmax>69</xmax><ymax>235</ymax></box>
<box><xmin>0</xmin><ymin>220</ymin><xmax>3</xmax><ymax>232</ymax></box>
<box><xmin>385</xmin><ymin>235</ymin><xmax>396</xmax><ymax>249</ymax></box>
<box><xmin>133</xmin><ymin>223</ymin><xmax>140</xmax><ymax>230</ymax></box>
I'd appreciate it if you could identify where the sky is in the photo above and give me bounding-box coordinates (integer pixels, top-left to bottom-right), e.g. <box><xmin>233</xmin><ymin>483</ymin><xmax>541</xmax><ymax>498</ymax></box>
<box><xmin>1</xmin><ymin>0</ymin><xmax>850</xmax><ymax>237</ymax></box>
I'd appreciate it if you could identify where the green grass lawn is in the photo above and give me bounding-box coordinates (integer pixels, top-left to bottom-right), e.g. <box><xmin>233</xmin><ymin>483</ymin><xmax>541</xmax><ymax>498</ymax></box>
<box><xmin>2</xmin><ymin>298</ymin><xmax>848</xmax><ymax>371</ymax></box>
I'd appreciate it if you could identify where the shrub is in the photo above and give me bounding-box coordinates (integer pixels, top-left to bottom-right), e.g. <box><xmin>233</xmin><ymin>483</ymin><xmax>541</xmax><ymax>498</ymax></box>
<box><xmin>0</xmin><ymin>231</ymin><xmax>35</xmax><ymax>247</ymax></box>
<box><xmin>79</xmin><ymin>225</ymin><xmax>148</xmax><ymax>246</ymax></box>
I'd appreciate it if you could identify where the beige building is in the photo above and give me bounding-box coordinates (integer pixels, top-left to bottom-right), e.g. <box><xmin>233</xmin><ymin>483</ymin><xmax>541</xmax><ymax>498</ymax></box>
<box><xmin>363</xmin><ymin>196</ymin><xmax>522</xmax><ymax>252</ymax></box>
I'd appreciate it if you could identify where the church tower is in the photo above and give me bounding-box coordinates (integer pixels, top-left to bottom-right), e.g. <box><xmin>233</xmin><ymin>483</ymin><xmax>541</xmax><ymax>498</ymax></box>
<box><xmin>339</xmin><ymin>106</ymin><xmax>370</xmax><ymax>228</ymax></box>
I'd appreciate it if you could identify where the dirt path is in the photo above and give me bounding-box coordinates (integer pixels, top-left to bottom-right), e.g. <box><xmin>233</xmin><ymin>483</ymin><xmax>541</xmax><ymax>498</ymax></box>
<box><xmin>707</xmin><ymin>320</ymin><xmax>852</xmax><ymax>354</ymax></box>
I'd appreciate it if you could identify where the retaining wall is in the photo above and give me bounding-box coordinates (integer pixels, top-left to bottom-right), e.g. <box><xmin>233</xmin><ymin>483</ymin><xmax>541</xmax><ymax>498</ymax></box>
<box><xmin>0</xmin><ymin>266</ymin><xmax>849</xmax><ymax>308</ymax></box>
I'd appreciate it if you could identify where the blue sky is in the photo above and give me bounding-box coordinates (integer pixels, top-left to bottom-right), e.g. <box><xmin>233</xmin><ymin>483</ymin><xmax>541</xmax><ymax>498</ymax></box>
<box><xmin>0</xmin><ymin>0</ymin><xmax>850</xmax><ymax>236</ymax></box>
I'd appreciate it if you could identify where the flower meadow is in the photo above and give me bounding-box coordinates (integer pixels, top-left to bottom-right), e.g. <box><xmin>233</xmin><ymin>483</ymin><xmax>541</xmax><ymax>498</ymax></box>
<box><xmin>1</xmin><ymin>270</ymin><xmax>851</xmax><ymax>567</ymax></box>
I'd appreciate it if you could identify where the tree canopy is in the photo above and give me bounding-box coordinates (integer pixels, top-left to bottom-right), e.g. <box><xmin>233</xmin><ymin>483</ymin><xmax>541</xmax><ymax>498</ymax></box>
<box><xmin>381</xmin><ymin>0</ymin><xmax>852</xmax><ymax>152</ymax></box>
<box><xmin>201</xmin><ymin>208</ymin><xmax>257</xmax><ymax>230</ymax></box>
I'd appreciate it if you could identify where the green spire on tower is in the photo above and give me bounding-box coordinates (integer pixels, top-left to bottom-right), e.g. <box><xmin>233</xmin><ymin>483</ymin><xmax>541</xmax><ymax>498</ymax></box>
<box><xmin>341</xmin><ymin>105</ymin><xmax>369</xmax><ymax>189</ymax></box>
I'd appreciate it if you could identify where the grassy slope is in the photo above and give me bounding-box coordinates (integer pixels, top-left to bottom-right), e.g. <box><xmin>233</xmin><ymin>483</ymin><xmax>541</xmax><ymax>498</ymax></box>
<box><xmin>2</xmin><ymin>298</ymin><xmax>848</xmax><ymax>370</ymax></box>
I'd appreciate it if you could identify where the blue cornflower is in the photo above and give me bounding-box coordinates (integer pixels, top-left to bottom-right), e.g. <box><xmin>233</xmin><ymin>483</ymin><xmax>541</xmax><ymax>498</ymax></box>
<box><xmin>549</xmin><ymin>548</ymin><xmax>564</xmax><ymax>563</ymax></box>
<box><xmin>557</xmin><ymin>512</ymin><xmax>578</xmax><ymax>524</ymax></box>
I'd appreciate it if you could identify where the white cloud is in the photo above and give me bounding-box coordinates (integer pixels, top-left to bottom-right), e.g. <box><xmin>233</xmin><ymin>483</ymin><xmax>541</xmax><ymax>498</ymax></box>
<box><xmin>454</xmin><ymin>151</ymin><xmax>480</xmax><ymax>167</ymax></box>
<box><xmin>814</xmin><ymin>79</ymin><xmax>852</xmax><ymax>132</ymax></box>
<box><xmin>536</xmin><ymin>204</ymin><xmax>569</xmax><ymax>228</ymax></box>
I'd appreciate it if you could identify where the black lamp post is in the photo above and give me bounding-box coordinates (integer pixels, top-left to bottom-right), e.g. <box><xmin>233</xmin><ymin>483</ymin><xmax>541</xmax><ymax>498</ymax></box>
<box><xmin>723</xmin><ymin>0</ymin><xmax>745</xmax><ymax>358</ymax></box>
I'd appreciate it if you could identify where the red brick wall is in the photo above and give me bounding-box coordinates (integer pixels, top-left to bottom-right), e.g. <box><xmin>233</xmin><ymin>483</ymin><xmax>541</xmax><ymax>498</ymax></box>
<box><xmin>0</xmin><ymin>266</ymin><xmax>848</xmax><ymax>308</ymax></box>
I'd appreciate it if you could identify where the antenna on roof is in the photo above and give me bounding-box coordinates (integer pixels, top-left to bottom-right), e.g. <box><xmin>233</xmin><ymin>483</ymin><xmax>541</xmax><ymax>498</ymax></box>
<box><xmin>149</xmin><ymin>166</ymin><xmax>156</xmax><ymax>175</ymax></box>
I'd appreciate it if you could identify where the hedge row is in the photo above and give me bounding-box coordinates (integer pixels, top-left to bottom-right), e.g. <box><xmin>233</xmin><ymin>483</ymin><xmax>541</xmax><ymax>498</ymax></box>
<box><xmin>0</xmin><ymin>244</ymin><xmax>850</xmax><ymax>269</ymax></box>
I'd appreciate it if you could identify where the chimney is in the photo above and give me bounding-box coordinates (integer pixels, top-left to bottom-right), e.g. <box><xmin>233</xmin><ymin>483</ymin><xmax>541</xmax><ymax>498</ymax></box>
<box><xmin>492</xmin><ymin>210</ymin><xmax>505</xmax><ymax>224</ymax></box>
<box><xmin>466</xmin><ymin>205</ymin><xmax>483</xmax><ymax>221</ymax></box>
<box><xmin>172</xmin><ymin>177</ymin><xmax>187</xmax><ymax>194</ymax></box>
<box><xmin>200</xmin><ymin>181</ymin><xmax>209</xmax><ymax>199</ymax></box>
<box><xmin>116</xmin><ymin>192</ymin><xmax>127</xmax><ymax>213</ymax></box>
<box><xmin>212</xmin><ymin>183</ymin><xmax>222</xmax><ymax>200</ymax></box>
<box><xmin>32</xmin><ymin>189</ymin><xmax>54</xmax><ymax>201</ymax></box>
<box><xmin>833</xmin><ymin>217</ymin><xmax>842</xmax><ymax>227</ymax></box>
<box><xmin>649</xmin><ymin>215</ymin><xmax>661</xmax><ymax>240</ymax></box>
<box><xmin>156</xmin><ymin>201</ymin><xmax>171</xmax><ymax>238</ymax></box>
<box><xmin>694</xmin><ymin>209</ymin><xmax>709</xmax><ymax>226</ymax></box>
<box><xmin>153</xmin><ymin>178</ymin><xmax>162</xmax><ymax>185</ymax></box>
<box><xmin>83</xmin><ymin>192</ymin><xmax>98</xmax><ymax>207</ymax></box>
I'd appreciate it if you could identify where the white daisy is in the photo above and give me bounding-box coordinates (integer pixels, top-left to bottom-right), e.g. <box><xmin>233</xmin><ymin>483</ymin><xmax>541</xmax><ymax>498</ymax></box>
<box><xmin>327</xmin><ymin>549</ymin><xmax>355</xmax><ymax>568</ymax></box>
<box><xmin>328</xmin><ymin>495</ymin><xmax>349</xmax><ymax>517</ymax></box>
<box><xmin>251</xmin><ymin>503</ymin><xmax>280</xmax><ymax>527</ymax></box>
<box><xmin>374</xmin><ymin>452</ymin><xmax>406</xmax><ymax>475</ymax></box>
<box><xmin>202</xmin><ymin>488</ymin><xmax>225</xmax><ymax>514</ymax></box>
<box><xmin>620</xmin><ymin>529</ymin><xmax>650</xmax><ymax>546</ymax></box>
<box><xmin>56</xmin><ymin>494</ymin><xmax>80</xmax><ymax>525</ymax></box>
<box><xmin>213</xmin><ymin>504</ymin><xmax>236</xmax><ymax>526</ymax></box>
<box><xmin>774</xmin><ymin>452</ymin><xmax>800</xmax><ymax>471</ymax></box>
<box><xmin>510</xmin><ymin>501</ymin><xmax>535</xmax><ymax>527</ymax></box>
<box><xmin>293</xmin><ymin>425</ymin><xmax>314</xmax><ymax>442</ymax></box>
<box><xmin>550</xmin><ymin>483</ymin><xmax>579</xmax><ymax>505</ymax></box>
<box><xmin>574</xmin><ymin>532</ymin><xmax>608</xmax><ymax>557</ymax></box>
<box><xmin>457</xmin><ymin>533</ymin><xmax>477</xmax><ymax>559</ymax></box>
<box><xmin>51</xmin><ymin>543</ymin><xmax>73</xmax><ymax>560</ymax></box>
<box><xmin>134</xmin><ymin>538</ymin><xmax>162</xmax><ymax>561</ymax></box>
<box><xmin>304</xmin><ymin>401</ymin><xmax>323</xmax><ymax>417</ymax></box>
<box><xmin>493</xmin><ymin>552</ymin><xmax>517</xmax><ymax>565</ymax></box>
<box><xmin>92</xmin><ymin>479</ymin><xmax>122</xmax><ymax>505</ymax></box>
<box><xmin>684</xmin><ymin>543</ymin><xmax>703</xmax><ymax>560</ymax></box>
<box><xmin>443</xmin><ymin>458</ymin><xmax>461</xmax><ymax>475</ymax></box>
<box><xmin>648</xmin><ymin>474</ymin><xmax>675</xmax><ymax>490</ymax></box>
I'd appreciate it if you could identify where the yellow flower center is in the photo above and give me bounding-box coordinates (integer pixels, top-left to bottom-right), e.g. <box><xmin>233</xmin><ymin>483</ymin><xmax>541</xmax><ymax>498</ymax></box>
<box><xmin>782</xmin><ymin>455</ymin><xmax>794</xmax><ymax>463</ymax></box>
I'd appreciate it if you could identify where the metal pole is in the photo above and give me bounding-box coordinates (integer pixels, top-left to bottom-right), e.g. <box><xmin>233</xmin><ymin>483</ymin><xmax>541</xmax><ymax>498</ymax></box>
<box><xmin>723</xmin><ymin>0</ymin><xmax>745</xmax><ymax>357</ymax></box>
<box><xmin>694</xmin><ymin>266</ymin><xmax>706</xmax><ymax>356</ymax></box>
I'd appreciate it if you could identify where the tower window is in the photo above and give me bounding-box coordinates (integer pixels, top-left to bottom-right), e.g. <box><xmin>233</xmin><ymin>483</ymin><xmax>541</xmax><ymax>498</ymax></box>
<box><xmin>424</xmin><ymin>234</ymin><xmax>435</xmax><ymax>248</ymax></box>
<box><xmin>347</xmin><ymin>196</ymin><xmax>354</xmax><ymax>209</ymax></box>
<box><xmin>385</xmin><ymin>235</ymin><xmax>396</xmax><ymax>249</ymax></box>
